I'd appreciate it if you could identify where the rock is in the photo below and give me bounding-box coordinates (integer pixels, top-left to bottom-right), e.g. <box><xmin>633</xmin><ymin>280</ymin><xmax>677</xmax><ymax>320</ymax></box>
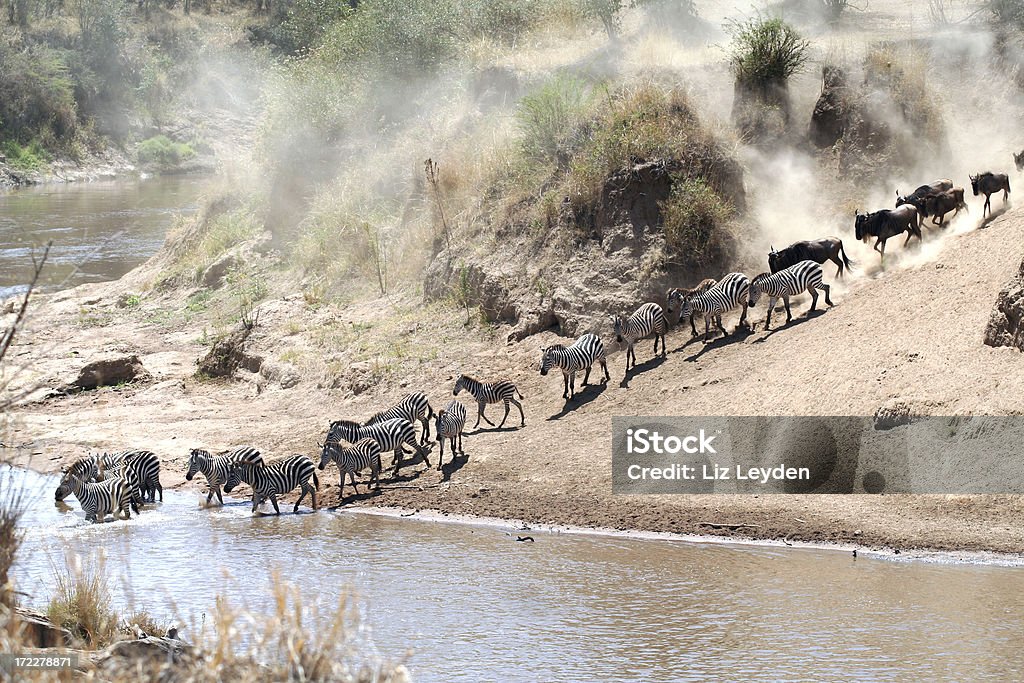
<box><xmin>196</xmin><ymin>326</ymin><xmax>262</xmax><ymax>378</ymax></box>
<box><xmin>63</xmin><ymin>354</ymin><xmax>150</xmax><ymax>392</ymax></box>
<box><xmin>809</xmin><ymin>65</ymin><xmax>850</xmax><ymax>148</ymax></box>
<box><xmin>259</xmin><ymin>360</ymin><xmax>301</xmax><ymax>389</ymax></box>
<box><xmin>201</xmin><ymin>252</ymin><xmax>241</xmax><ymax>289</ymax></box>
<box><xmin>984</xmin><ymin>255</ymin><xmax>1024</xmax><ymax>351</ymax></box>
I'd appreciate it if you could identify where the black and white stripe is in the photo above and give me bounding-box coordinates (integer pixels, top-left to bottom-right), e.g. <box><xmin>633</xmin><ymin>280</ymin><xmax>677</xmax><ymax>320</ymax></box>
<box><xmin>453</xmin><ymin>375</ymin><xmax>525</xmax><ymax>429</ymax></box>
<box><xmin>540</xmin><ymin>333</ymin><xmax>610</xmax><ymax>399</ymax></box>
<box><xmin>185</xmin><ymin>446</ymin><xmax>263</xmax><ymax>506</ymax></box>
<box><xmin>54</xmin><ymin>452</ymin><xmax>130</xmax><ymax>502</ymax></box>
<box><xmin>325</xmin><ymin>418</ymin><xmax>428</xmax><ymax>475</ymax></box>
<box><xmin>120</xmin><ymin>450</ymin><xmax>163</xmax><ymax>503</ymax></box>
<box><xmin>318</xmin><ymin>437</ymin><xmax>382</xmax><ymax>498</ymax></box>
<box><xmin>96</xmin><ymin>464</ymin><xmax>144</xmax><ymax>512</ymax></box>
<box><xmin>59</xmin><ymin>472</ymin><xmax>134</xmax><ymax>522</ymax></box>
<box><xmin>434</xmin><ymin>400</ymin><xmax>467</xmax><ymax>471</ymax></box>
<box><xmin>666</xmin><ymin>278</ymin><xmax>718</xmax><ymax>337</ymax></box>
<box><xmin>365</xmin><ymin>392</ymin><xmax>435</xmax><ymax>445</ymax></box>
<box><xmin>610</xmin><ymin>302</ymin><xmax>667</xmax><ymax>372</ymax></box>
<box><xmin>224</xmin><ymin>454</ymin><xmax>319</xmax><ymax>514</ymax></box>
<box><xmin>679</xmin><ymin>272</ymin><xmax>751</xmax><ymax>343</ymax></box>
<box><xmin>748</xmin><ymin>260</ymin><xmax>833</xmax><ymax>330</ymax></box>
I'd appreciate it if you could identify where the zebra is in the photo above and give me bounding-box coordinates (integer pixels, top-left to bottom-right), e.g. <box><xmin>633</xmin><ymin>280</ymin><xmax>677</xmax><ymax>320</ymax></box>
<box><xmin>434</xmin><ymin>399</ymin><xmax>467</xmax><ymax>471</ymax></box>
<box><xmin>678</xmin><ymin>272</ymin><xmax>751</xmax><ymax>343</ymax></box>
<box><xmin>119</xmin><ymin>450</ymin><xmax>163</xmax><ymax>503</ymax></box>
<box><xmin>748</xmin><ymin>259</ymin><xmax>833</xmax><ymax>330</ymax></box>
<box><xmin>96</xmin><ymin>464</ymin><xmax>144</xmax><ymax>511</ymax></box>
<box><xmin>453</xmin><ymin>375</ymin><xmax>525</xmax><ymax>429</ymax></box>
<box><xmin>54</xmin><ymin>452</ymin><xmax>130</xmax><ymax>502</ymax></box>
<box><xmin>365</xmin><ymin>391</ymin><xmax>435</xmax><ymax>445</ymax></box>
<box><xmin>223</xmin><ymin>455</ymin><xmax>319</xmax><ymax>514</ymax></box>
<box><xmin>185</xmin><ymin>446</ymin><xmax>263</xmax><ymax>506</ymax></box>
<box><xmin>610</xmin><ymin>302</ymin><xmax>668</xmax><ymax>372</ymax></box>
<box><xmin>323</xmin><ymin>418</ymin><xmax>428</xmax><ymax>475</ymax></box>
<box><xmin>539</xmin><ymin>333</ymin><xmax>610</xmax><ymax>399</ymax></box>
<box><xmin>59</xmin><ymin>472</ymin><xmax>134</xmax><ymax>522</ymax></box>
<box><xmin>665</xmin><ymin>278</ymin><xmax>717</xmax><ymax>337</ymax></box>
<box><xmin>318</xmin><ymin>437</ymin><xmax>382</xmax><ymax>498</ymax></box>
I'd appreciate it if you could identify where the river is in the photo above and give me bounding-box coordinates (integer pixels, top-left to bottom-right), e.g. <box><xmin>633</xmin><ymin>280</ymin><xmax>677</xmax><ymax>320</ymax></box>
<box><xmin>8</xmin><ymin>467</ymin><xmax>1024</xmax><ymax>682</ymax></box>
<box><xmin>0</xmin><ymin>175</ymin><xmax>208</xmax><ymax>299</ymax></box>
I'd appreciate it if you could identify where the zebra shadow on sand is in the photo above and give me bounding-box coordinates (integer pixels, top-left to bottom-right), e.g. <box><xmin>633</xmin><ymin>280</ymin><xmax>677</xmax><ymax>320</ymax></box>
<box><xmin>618</xmin><ymin>354</ymin><xmax>668</xmax><ymax>388</ymax></box>
<box><xmin>748</xmin><ymin>308</ymin><xmax>827</xmax><ymax>343</ymax></box>
<box><xmin>682</xmin><ymin>325</ymin><xmax>755</xmax><ymax>362</ymax></box>
<box><xmin>545</xmin><ymin>382</ymin><xmax>608</xmax><ymax>420</ymax></box>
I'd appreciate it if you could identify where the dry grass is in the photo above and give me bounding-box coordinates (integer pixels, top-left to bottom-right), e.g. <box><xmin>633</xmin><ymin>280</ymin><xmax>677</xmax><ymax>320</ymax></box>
<box><xmin>46</xmin><ymin>561</ymin><xmax>119</xmax><ymax>649</ymax></box>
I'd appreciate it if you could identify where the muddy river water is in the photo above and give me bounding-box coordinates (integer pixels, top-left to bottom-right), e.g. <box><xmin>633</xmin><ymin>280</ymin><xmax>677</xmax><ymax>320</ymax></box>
<box><xmin>7</xmin><ymin>467</ymin><xmax>1024</xmax><ymax>682</ymax></box>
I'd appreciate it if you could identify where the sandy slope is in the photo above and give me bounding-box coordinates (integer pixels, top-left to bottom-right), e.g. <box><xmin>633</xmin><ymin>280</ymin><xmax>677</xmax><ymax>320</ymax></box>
<box><xmin>4</xmin><ymin>205</ymin><xmax>1024</xmax><ymax>554</ymax></box>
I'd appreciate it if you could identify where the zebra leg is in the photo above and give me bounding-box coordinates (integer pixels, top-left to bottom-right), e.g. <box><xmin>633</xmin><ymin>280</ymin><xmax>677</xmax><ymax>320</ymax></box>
<box><xmin>511</xmin><ymin>398</ymin><xmax>526</xmax><ymax>426</ymax></box>
<box><xmin>822</xmin><ymin>283</ymin><xmax>833</xmax><ymax>306</ymax></box>
<box><xmin>689</xmin><ymin>313</ymin><xmax>698</xmax><ymax>337</ymax></box>
<box><xmin>703</xmin><ymin>317</ymin><xmax>712</xmax><ymax>344</ymax></box>
<box><xmin>765</xmin><ymin>297</ymin><xmax>776</xmax><ymax>330</ymax></box>
<box><xmin>437</xmin><ymin>435</ymin><xmax>445</xmax><ymax>471</ymax></box>
<box><xmin>420</xmin><ymin>417</ymin><xmax>431</xmax><ymax>445</ymax></box>
<box><xmin>568</xmin><ymin>372</ymin><xmax>576</xmax><ymax>399</ymax></box>
<box><xmin>269</xmin><ymin>493</ymin><xmax>281</xmax><ymax>515</ymax></box>
<box><xmin>417</xmin><ymin>438</ymin><xmax>431</xmax><ymax>468</ymax></box>
<box><xmin>562</xmin><ymin>370</ymin><xmax>570</xmax><ymax>399</ymax></box>
<box><xmin>392</xmin><ymin>448</ymin><xmax>403</xmax><ymax>476</ymax></box>
<box><xmin>214</xmin><ymin>486</ymin><xmax>224</xmax><ymax>506</ymax></box>
<box><xmin>582</xmin><ymin>365</ymin><xmax>592</xmax><ymax>387</ymax></box>
<box><xmin>600</xmin><ymin>359</ymin><xmax>610</xmax><ymax>383</ymax></box>
<box><xmin>498</xmin><ymin>400</ymin><xmax>511</xmax><ymax>428</ymax></box>
<box><xmin>157</xmin><ymin>480</ymin><xmax>163</xmax><ymax>502</ymax></box>
<box><xmin>479</xmin><ymin>401</ymin><xmax>496</xmax><ymax>427</ymax></box>
<box><xmin>457</xmin><ymin>431</ymin><xmax>464</xmax><ymax>455</ymax></box>
<box><xmin>294</xmin><ymin>484</ymin><xmax>307</xmax><ymax>513</ymax></box>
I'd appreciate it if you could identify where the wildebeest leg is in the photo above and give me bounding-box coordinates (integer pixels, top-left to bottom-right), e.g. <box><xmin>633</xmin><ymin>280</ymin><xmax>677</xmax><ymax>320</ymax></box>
<box><xmin>984</xmin><ymin>193</ymin><xmax>992</xmax><ymax>217</ymax></box>
<box><xmin>822</xmin><ymin>283</ymin><xmax>833</xmax><ymax>306</ymax></box>
<box><xmin>831</xmin><ymin>255</ymin><xmax>843</xmax><ymax>278</ymax></box>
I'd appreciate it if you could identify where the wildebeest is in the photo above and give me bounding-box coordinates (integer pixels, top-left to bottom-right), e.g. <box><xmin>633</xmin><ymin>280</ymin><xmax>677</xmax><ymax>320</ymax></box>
<box><xmin>1014</xmin><ymin>151</ymin><xmax>1023</xmax><ymax>172</ymax></box>
<box><xmin>895</xmin><ymin>179</ymin><xmax>953</xmax><ymax>213</ymax></box>
<box><xmin>768</xmin><ymin>237</ymin><xmax>854</xmax><ymax>278</ymax></box>
<box><xmin>854</xmin><ymin>205</ymin><xmax>922</xmax><ymax>262</ymax></box>
<box><xmin>970</xmin><ymin>172</ymin><xmax>1011</xmax><ymax>217</ymax></box>
<box><xmin>665</xmin><ymin>278</ymin><xmax>717</xmax><ymax>337</ymax></box>
<box><xmin>922</xmin><ymin>187</ymin><xmax>968</xmax><ymax>227</ymax></box>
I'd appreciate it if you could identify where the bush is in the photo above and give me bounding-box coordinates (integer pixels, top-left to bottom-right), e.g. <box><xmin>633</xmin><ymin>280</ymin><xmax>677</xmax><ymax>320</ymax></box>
<box><xmin>0</xmin><ymin>41</ymin><xmax>77</xmax><ymax>145</ymax></box>
<box><xmin>517</xmin><ymin>74</ymin><xmax>593</xmax><ymax>163</ymax></box>
<box><xmin>0</xmin><ymin>139</ymin><xmax>50</xmax><ymax>171</ymax></box>
<box><xmin>47</xmin><ymin>562</ymin><xmax>119</xmax><ymax>648</ymax></box>
<box><xmin>137</xmin><ymin>135</ymin><xmax>196</xmax><ymax>167</ymax></box>
<box><xmin>728</xmin><ymin>16</ymin><xmax>810</xmax><ymax>87</ymax></box>
<box><xmin>660</xmin><ymin>176</ymin><xmax>733</xmax><ymax>264</ymax></box>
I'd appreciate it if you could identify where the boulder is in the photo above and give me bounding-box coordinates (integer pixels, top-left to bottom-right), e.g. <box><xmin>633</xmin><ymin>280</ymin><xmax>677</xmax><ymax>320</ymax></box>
<box><xmin>63</xmin><ymin>355</ymin><xmax>150</xmax><ymax>392</ymax></box>
<box><xmin>201</xmin><ymin>252</ymin><xmax>241</xmax><ymax>289</ymax></box>
<box><xmin>984</xmin><ymin>255</ymin><xmax>1024</xmax><ymax>351</ymax></box>
<box><xmin>196</xmin><ymin>326</ymin><xmax>262</xmax><ymax>378</ymax></box>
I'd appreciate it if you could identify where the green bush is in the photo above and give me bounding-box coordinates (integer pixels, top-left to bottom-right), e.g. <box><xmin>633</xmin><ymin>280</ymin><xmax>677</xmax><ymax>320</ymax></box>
<box><xmin>0</xmin><ymin>41</ymin><xmax>77</xmax><ymax>145</ymax></box>
<box><xmin>659</xmin><ymin>176</ymin><xmax>733</xmax><ymax>264</ymax></box>
<box><xmin>517</xmin><ymin>74</ymin><xmax>593</xmax><ymax>162</ymax></box>
<box><xmin>728</xmin><ymin>16</ymin><xmax>810</xmax><ymax>87</ymax></box>
<box><xmin>0</xmin><ymin>140</ymin><xmax>49</xmax><ymax>171</ymax></box>
<box><xmin>137</xmin><ymin>135</ymin><xmax>196</xmax><ymax>167</ymax></box>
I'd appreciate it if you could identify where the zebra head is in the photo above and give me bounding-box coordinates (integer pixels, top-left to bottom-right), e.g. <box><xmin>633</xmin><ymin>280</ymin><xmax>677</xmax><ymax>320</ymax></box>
<box><xmin>453</xmin><ymin>375</ymin><xmax>466</xmax><ymax>396</ymax></box>
<box><xmin>748</xmin><ymin>274</ymin><xmax>768</xmax><ymax>307</ymax></box>
<box><xmin>610</xmin><ymin>315</ymin><xmax>624</xmax><ymax>343</ymax></box>
<box><xmin>665</xmin><ymin>290</ymin><xmax>681</xmax><ymax>313</ymax></box>
<box><xmin>318</xmin><ymin>440</ymin><xmax>339</xmax><ymax>470</ymax></box>
<box><xmin>223</xmin><ymin>461</ymin><xmax>251</xmax><ymax>493</ymax></box>
<box><xmin>539</xmin><ymin>347</ymin><xmax>559</xmax><ymax>376</ymax></box>
<box><xmin>677</xmin><ymin>299</ymin><xmax>694</xmax><ymax>325</ymax></box>
<box><xmin>55</xmin><ymin>472</ymin><xmax>72</xmax><ymax>502</ymax></box>
<box><xmin>185</xmin><ymin>449</ymin><xmax>209</xmax><ymax>481</ymax></box>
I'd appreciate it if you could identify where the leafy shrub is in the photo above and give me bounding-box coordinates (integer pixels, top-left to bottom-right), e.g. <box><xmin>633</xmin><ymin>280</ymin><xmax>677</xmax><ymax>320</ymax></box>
<box><xmin>728</xmin><ymin>16</ymin><xmax>810</xmax><ymax>87</ymax></box>
<box><xmin>517</xmin><ymin>74</ymin><xmax>593</xmax><ymax>162</ymax></box>
<box><xmin>137</xmin><ymin>134</ymin><xmax>196</xmax><ymax>167</ymax></box>
<box><xmin>0</xmin><ymin>140</ymin><xmax>49</xmax><ymax>171</ymax></box>
<box><xmin>660</xmin><ymin>176</ymin><xmax>733</xmax><ymax>264</ymax></box>
<box><xmin>0</xmin><ymin>41</ymin><xmax>77</xmax><ymax>145</ymax></box>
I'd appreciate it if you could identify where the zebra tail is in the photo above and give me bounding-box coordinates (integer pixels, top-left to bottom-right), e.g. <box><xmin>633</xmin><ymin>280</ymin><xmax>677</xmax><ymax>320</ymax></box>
<box><xmin>312</xmin><ymin>471</ymin><xmax>320</xmax><ymax>490</ymax></box>
<box><xmin>515</xmin><ymin>387</ymin><xmax>524</xmax><ymax>400</ymax></box>
<box><xmin>427</xmin><ymin>401</ymin><xmax>435</xmax><ymax>419</ymax></box>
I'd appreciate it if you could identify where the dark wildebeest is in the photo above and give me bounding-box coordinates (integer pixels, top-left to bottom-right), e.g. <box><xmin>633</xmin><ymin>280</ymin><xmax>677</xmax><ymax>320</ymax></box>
<box><xmin>768</xmin><ymin>237</ymin><xmax>855</xmax><ymax>278</ymax></box>
<box><xmin>970</xmin><ymin>172</ymin><xmax>1011</xmax><ymax>218</ymax></box>
<box><xmin>854</xmin><ymin>205</ymin><xmax>922</xmax><ymax>263</ymax></box>
<box><xmin>922</xmin><ymin>187</ymin><xmax>968</xmax><ymax>227</ymax></box>
<box><xmin>1014</xmin><ymin>151</ymin><xmax>1023</xmax><ymax>172</ymax></box>
<box><xmin>665</xmin><ymin>278</ymin><xmax>717</xmax><ymax>337</ymax></box>
<box><xmin>895</xmin><ymin>178</ymin><xmax>953</xmax><ymax>216</ymax></box>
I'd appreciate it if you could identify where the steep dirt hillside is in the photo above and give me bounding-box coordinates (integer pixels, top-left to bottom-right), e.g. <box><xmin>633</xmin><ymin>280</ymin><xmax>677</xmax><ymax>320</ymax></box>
<box><xmin>4</xmin><ymin>204</ymin><xmax>1024</xmax><ymax>554</ymax></box>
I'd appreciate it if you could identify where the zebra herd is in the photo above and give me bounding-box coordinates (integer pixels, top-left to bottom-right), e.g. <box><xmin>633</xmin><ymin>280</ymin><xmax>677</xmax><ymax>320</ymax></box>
<box><xmin>53</xmin><ymin>376</ymin><xmax>533</xmax><ymax>520</ymax></box>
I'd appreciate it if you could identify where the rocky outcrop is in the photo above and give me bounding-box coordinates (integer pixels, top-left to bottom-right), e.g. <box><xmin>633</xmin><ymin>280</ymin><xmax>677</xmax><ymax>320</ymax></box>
<box><xmin>62</xmin><ymin>355</ymin><xmax>150</xmax><ymax>393</ymax></box>
<box><xmin>196</xmin><ymin>326</ymin><xmax>262</xmax><ymax>378</ymax></box>
<box><xmin>984</xmin><ymin>256</ymin><xmax>1024</xmax><ymax>351</ymax></box>
<box><xmin>809</xmin><ymin>65</ymin><xmax>850</xmax><ymax>148</ymax></box>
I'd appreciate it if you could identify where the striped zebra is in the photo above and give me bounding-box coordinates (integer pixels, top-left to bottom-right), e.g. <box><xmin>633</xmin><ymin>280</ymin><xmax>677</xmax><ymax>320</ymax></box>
<box><xmin>323</xmin><ymin>418</ymin><xmax>428</xmax><ymax>475</ymax></box>
<box><xmin>748</xmin><ymin>259</ymin><xmax>833</xmax><ymax>330</ymax></box>
<box><xmin>539</xmin><ymin>333</ymin><xmax>610</xmax><ymax>399</ymax></box>
<box><xmin>119</xmin><ymin>450</ymin><xmax>163</xmax><ymax>503</ymax></box>
<box><xmin>434</xmin><ymin>399</ymin><xmax>467</xmax><ymax>471</ymax></box>
<box><xmin>224</xmin><ymin>455</ymin><xmax>319</xmax><ymax>514</ymax></box>
<box><xmin>54</xmin><ymin>452</ymin><xmax>130</xmax><ymax>502</ymax></box>
<box><xmin>318</xmin><ymin>437</ymin><xmax>382</xmax><ymax>498</ymax></box>
<box><xmin>453</xmin><ymin>375</ymin><xmax>525</xmax><ymax>429</ymax></box>
<box><xmin>666</xmin><ymin>278</ymin><xmax>717</xmax><ymax>338</ymax></box>
<box><xmin>96</xmin><ymin>464</ymin><xmax>144</xmax><ymax>511</ymax></box>
<box><xmin>678</xmin><ymin>272</ymin><xmax>751</xmax><ymax>343</ymax></box>
<box><xmin>185</xmin><ymin>446</ymin><xmax>263</xmax><ymax>506</ymax></box>
<box><xmin>365</xmin><ymin>391</ymin><xmax>435</xmax><ymax>445</ymax></box>
<box><xmin>60</xmin><ymin>472</ymin><xmax>134</xmax><ymax>522</ymax></box>
<box><xmin>610</xmin><ymin>303</ymin><xmax>668</xmax><ymax>372</ymax></box>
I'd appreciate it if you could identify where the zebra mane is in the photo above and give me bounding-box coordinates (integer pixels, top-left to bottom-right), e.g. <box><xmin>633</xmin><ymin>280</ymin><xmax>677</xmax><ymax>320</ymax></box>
<box><xmin>751</xmin><ymin>272</ymin><xmax>771</xmax><ymax>283</ymax></box>
<box><xmin>330</xmin><ymin>418</ymin><xmax>362</xmax><ymax>430</ymax></box>
<box><xmin>457</xmin><ymin>374</ymin><xmax>477</xmax><ymax>383</ymax></box>
<box><xmin>543</xmin><ymin>344</ymin><xmax>566</xmax><ymax>352</ymax></box>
